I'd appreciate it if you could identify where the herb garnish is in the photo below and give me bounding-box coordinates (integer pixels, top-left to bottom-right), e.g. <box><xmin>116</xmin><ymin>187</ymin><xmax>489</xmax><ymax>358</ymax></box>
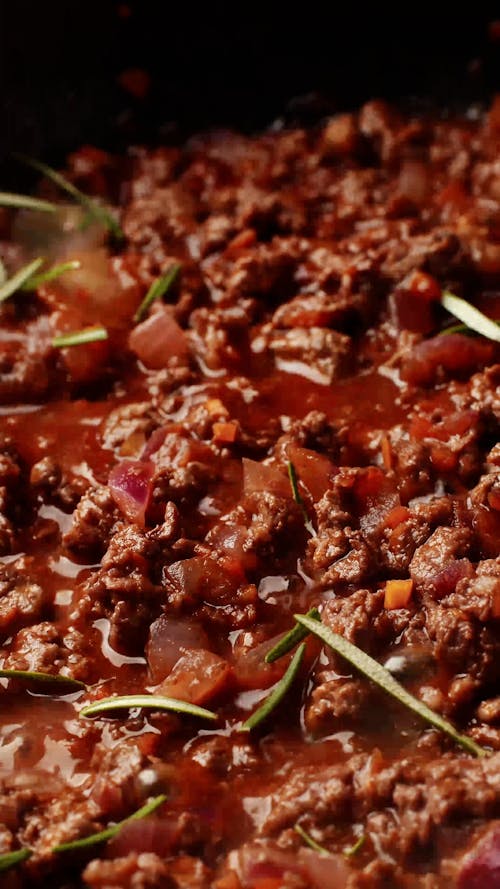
<box><xmin>22</xmin><ymin>260</ymin><xmax>81</xmax><ymax>290</ymax></box>
<box><xmin>0</xmin><ymin>191</ymin><xmax>56</xmax><ymax>213</ymax></box>
<box><xmin>295</xmin><ymin>614</ymin><xmax>486</xmax><ymax>758</ymax></box>
<box><xmin>53</xmin><ymin>794</ymin><xmax>167</xmax><ymax>853</ymax></box>
<box><xmin>133</xmin><ymin>263</ymin><xmax>181</xmax><ymax>323</ymax></box>
<box><xmin>0</xmin><ymin>669</ymin><xmax>86</xmax><ymax>691</ymax></box>
<box><xmin>265</xmin><ymin>607</ymin><xmax>320</xmax><ymax>664</ymax></box>
<box><xmin>15</xmin><ymin>154</ymin><xmax>124</xmax><ymax>241</ymax></box>
<box><xmin>441</xmin><ymin>291</ymin><xmax>500</xmax><ymax>343</ymax></box>
<box><xmin>0</xmin><ymin>848</ymin><xmax>32</xmax><ymax>872</ymax></box>
<box><xmin>0</xmin><ymin>257</ymin><xmax>44</xmax><ymax>303</ymax></box>
<box><xmin>80</xmin><ymin>694</ymin><xmax>217</xmax><ymax>721</ymax></box>
<box><xmin>294</xmin><ymin>824</ymin><xmax>329</xmax><ymax>856</ymax></box>
<box><xmin>52</xmin><ymin>326</ymin><xmax>108</xmax><ymax>348</ymax></box>
<box><xmin>242</xmin><ymin>642</ymin><xmax>305</xmax><ymax>731</ymax></box>
<box><xmin>287</xmin><ymin>461</ymin><xmax>316</xmax><ymax>536</ymax></box>
<box><xmin>344</xmin><ymin>834</ymin><xmax>366</xmax><ymax>858</ymax></box>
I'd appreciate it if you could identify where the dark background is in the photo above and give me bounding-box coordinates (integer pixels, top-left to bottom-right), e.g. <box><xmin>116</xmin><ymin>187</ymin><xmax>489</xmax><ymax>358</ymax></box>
<box><xmin>0</xmin><ymin>1</ymin><xmax>500</xmax><ymax>162</ymax></box>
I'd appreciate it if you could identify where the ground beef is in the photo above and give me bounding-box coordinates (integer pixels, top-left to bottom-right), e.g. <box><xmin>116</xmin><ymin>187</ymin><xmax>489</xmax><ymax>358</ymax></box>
<box><xmin>1</xmin><ymin>100</ymin><xmax>500</xmax><ymax>889</ymax></box>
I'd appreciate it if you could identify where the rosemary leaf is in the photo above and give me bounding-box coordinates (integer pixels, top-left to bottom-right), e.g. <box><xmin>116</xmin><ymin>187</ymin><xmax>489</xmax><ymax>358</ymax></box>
<box><xmin>441</xmin><ymin>291</ymin><xmax>500</xmax><ymax>343</ymax></box>
<box><xmin>0</xmin><ymin>669</ymin><xmax>86</xmax><ymax>691</ymax></box>
<box><xmin>344</xmin><ymin>834</ymin><xmax>366</xmax><ymax>858</ymax></box>
<box><xmin>133</xmin><ymin>264</ymin><xmax>181</xmax><ymax>323</ymax></box>
<box><xmin>53</xmin><ymin>794</ymin><xmax>167</xmax><ymax>853</ymax></box>
<box><xmin>295</xmin><ymin>614</ymin><xmax>487</xmax><ymax>758</ymax></box>
<box><xmin>265</xmin><ymin>607</ymin><xmax>320</xmax><ymax>664</ymax></box>
<box><xmin>0</xmin><ymin>191</ymin><xmax>56</xmax><ymax>213</ymax></box>
<box><xmin>0</xmin><ymin>848</ymin><xmax>32</xmax><ymax>872</ymax></box>
<box><xmin>79</xmin><ymin>694</ymin><xmax>217</xmax><ymax>721</ymax></box>
<box><xmin>295</xmin><ymin>824</ymin><xmax>329</xmax><ymax>856</ymax></box>
<box><xmin>15</xmin><ymin>154</ymin><xmax>124</xmax><ymax>240</ymax></box>
<box><xmin>287</xmin><ymin>461</ymin><xmax>316</xmax><ymax>536</ymax></box>
<box><xmin>52</xmin><ymin>326</ymin><xmax>108</xmax><ymax>348</ymax></box>
<box><xmin>242</xmin><ymin>642</ymin><xmax>305</xmax><ymax>731</ymax></box>
<box><xmin>0</xmin><ymin>257</ymin><xmax>44</xmax><ymax>303</ymax></box>
<box><xmin>22</xmin><ymin>260</ymin><xmax>81</xmax><ymax>290</ymax></box>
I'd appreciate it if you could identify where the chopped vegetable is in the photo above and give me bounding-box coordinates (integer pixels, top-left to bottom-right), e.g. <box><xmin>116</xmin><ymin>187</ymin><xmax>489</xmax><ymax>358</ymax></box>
<box><xmin>344</xmin><ymin>835</ymin><xmax>366</xmax><ymax>858</ymax></box>
<box><xmin>52</xmin><ymin>326</ymin><xmax>108</xmax><ymax>348</ymax></box>
<box><xmin>22</xmin><ymin>260</ymin><xmax>81</xmax><ymax>290</ymax></box>
<box><xmin>15</xmin><ymin>154</ymin><xmax>124</xmax><ymax>240</ymax></box>
<box><xmin>212</xmin><ymin>421</ymin><xmax>238</xmax><ymax>443</ymax></box>
<box><xmin>287</xmin><ymin>461</ymin><xmax>316</xmax><ymax>536</ymax></box>
<box><xmin>241</xmin><ymin>642</ymin><xmax>305</xmax><ymax>731</ymax></box>
<box><xmin>0</xmin><ymin>669</ymin><xmax>86</xmax><ymax>691</ymax></box>
<box><xmin>294</xmin><ymin>614</ymin><xmax>487</xmax><ymax>757</ymax></box>
<box><xmin>108</xmin><ymin>459</ymin><xmax>154</xmax><ymax>526</ymax></box>
<box><xmin>0</xmin><ymin>848</ymin><xmax>32</xmax><ymax>872</ymax></box>
<box><xmin>441</xmin><ymin>291</ymin><xmax>500</xmax><ymax>343</ymax></box>
<box><xmin>384</xmin><ymin>578</ymin><xmax>413</xmax><ymax>610</ymax></box>
<box><xmin>133</xmin><ymin>264</ymin><xmax>181</xmax><ymax>322</ymax></box>
<box><xmin>0</xmin><ymin>257</ymin><xmax>44</xmax><ymax>303</ymax></box>
<box><xmin>79</xmin><ymin>693</ymin><xmax>217</xmax><ymax>721</ymax></box>
<box><xmin>440</xmin><ymin>320</ymin><xmax>500</xmax><ymax>336</ymax></box>
<box><xmin>295</xmin><ymin>824</ymin><xmax>329</xmax><ymax>856</ymax></box>
<box><xmin>53</xmin><ymin>794</ymin><xmax>167</xmax><ymax>853</ymax></box>
<box><xmin>0</xmin><ymin>191</ymin><xmax>56</xmax><ymax>213</ymax></box>
<box><xmin>265</xmin><ymin>607</ymin><xmax>320</xmax><ymax>664</ymax></box>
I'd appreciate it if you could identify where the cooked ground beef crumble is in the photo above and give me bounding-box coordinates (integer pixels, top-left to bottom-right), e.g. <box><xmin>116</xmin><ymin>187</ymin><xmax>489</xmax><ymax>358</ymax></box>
<box><xmin>0</xmin><ymin>98</ymin><xmax>499</xmax><ymax>888</ymax></box>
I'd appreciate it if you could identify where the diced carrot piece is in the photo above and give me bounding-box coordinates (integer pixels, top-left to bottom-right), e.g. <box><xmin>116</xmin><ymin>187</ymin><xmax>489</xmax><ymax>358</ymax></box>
<box><xmin>380</xmin><ymin>435</ymin><xmax>392</xmax><ymax>470</ymax></box>
<box><xmin>226</xmin><ymin>228</ymin><xmax>257</xmax><ymax>254</ymax></box>
<box><xmin>136</xmin><ymin>732</ymin><xmax>160</xmax><ymax>756</ymax></box>
<box><xmin>213</xmin><ymin>421</ymin><xmax>238</xmax><ymax>443</ymax></box>
<box><xmin>385</xmin><ymin>505</ymin><xmax>411</xmax><ymax>529</ymax></box>
<box><xmin>384</xmin><ymin>578</ymin><xmax>414</xmax><ymax>610</ymax></box>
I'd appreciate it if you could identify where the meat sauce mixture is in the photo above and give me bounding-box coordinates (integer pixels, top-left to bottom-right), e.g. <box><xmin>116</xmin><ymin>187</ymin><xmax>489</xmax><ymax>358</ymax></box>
<box><xmin>0</xmin><ymin>99</ymin><xmax>499</xmax><ymax>889</ymax></box>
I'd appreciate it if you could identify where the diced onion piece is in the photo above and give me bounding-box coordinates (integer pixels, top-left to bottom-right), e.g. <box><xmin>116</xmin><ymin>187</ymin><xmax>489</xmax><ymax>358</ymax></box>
<box><xmin>129</xmin><ymin>305</ymin><xmax>189</xmax><ymax>369</ymax></box>
<box><xmin>457</xmin><ymin>825</ymin><xmax>500</xmax><ymax>889</ymax></box>
<box><xmin>384</xmin><ymin>579</ymin><xmax>413</xmax><ymax>610</ymax></box>
<box><xmin>242</xmin><ymin>458</ymin><xmax>290</xmax><ymax>498</ymax></box>
<box><xmin>108</xmin><ymin>459</ymin><xmax>154</xmax><ymax>526</ymax></box>
<box><xmin>156</xmin><ymin>649</ymin><xmax>232</xmax><ymax>705</ymax></box>
<box><xmin>146</xmin><ymin>616</ymin><xmax>209</xmax><ymax>683</ymax></box>
<box><xmin>441</xmin><ymin>291</ymin><xmax>500</xmax><ymax>343</ymax></box>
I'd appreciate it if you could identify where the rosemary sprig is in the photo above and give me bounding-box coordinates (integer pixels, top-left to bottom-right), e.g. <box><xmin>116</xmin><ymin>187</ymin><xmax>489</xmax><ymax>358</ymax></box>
<box><xmin>133</xmin><ymin>264</ymin><xmax>181</xmax><ymax>323</ymax></box>
<box><xmin>0</xmin><ymin>257</ymin><xmax>44</xmax><ymax>303</ymax></box>
<box><xmin>0</xmin><ymin>848</ymin><xmax>32</xmax><ymax>872</ymax></box>
<box><xmin>441</xmin><ymin>291</ymin><xmax>500</xmax><ymax>343</ymax></box>
<box><xmin>0</xmin><ymin>669</ymin><xmax>86</xmax><ymax>691</ymax></box>
<box><xmin>242</xmin><ymin>643</ymin><xmax>305</xmax><ymax>731</ymax></box>
<box><xmin>287</xmin><ymin>461</ymin><xmax>316</xmax><ymax>536</ymax></box>
<box><xmin>295</xmin><ymin>824</ymin><xmax>329</xmax><ymax>856</ymax></box>
<box><xmin>344</xmin><ymin>834</ymin><xmax>366</xmax><ymax>858</ymax></box>
<box><xmin>15</xmin><ymin>154</ymin><xmax>124</xmax><ymax>241</ymax></box>
<box><xmin>0</xmin><ymin>191</ymin><xmax>56</xmax><ymax>213</ymax></box>
<box><xmin>265</xmin><ymin>607</ymin><xmax>320</xmax><ymax>664</ymax></box>
<box><xmin>53</xmin><ymin>794</ymin><xmax>167</xmax><ymax>853</ymax></box>
<box><xmin>22</xmin><ymin>260</ymin><xmax>81</xmax><ymax>290</ymax></box>
<box><xmin>295</xmin><ymin>614</ymin><xmax>487</xmax><ymax>758</ymax></box>
<box><xmin>80</xmin><ymin>694</ymin><xmax>217</xmax><ymax>721</ymax></box>
<box><xmin>52</xmin><ymin>326</ymin><xmax>108</xmax><ymax>348</ymax></box>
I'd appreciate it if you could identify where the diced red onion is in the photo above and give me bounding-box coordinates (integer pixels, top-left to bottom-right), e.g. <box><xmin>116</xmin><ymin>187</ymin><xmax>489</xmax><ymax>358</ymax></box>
<box><xmin>299</xmin><ymin>848</ymin><xmax>351</xmax><ymax>888</ymax></box>
<box><xmin>401</xmin><ymin>334</ymin><xmax>495</xmax><ymax>386</ymax></box>
<box><xmin>156</xmin><ymin>648</ymin><xmax>232</xmax><ymax>705</ymax></box>
<box><xmin>242</xmin><ymin>458</ymin><xmax>290</xmax><ymax>498</ymax></box>
<box><xmin>129</xmin><ymin>305</ymin><xmax>189</xmax><ymax>370</ymax></box>
<box><xmin>107</xmin><ymin>817</ymin><xmax>178</xmax><ymax>858</ymax></box>
<box><xmin>457</xmin><ymin>825</ymin><xmax>500</xmax><ymax>889</ymax></box>
<box><xmin>146</xmin><ymin>615</ymin><xmax>209</xmax><ymax>683</ymax></box>
<box><xmin>108</xmin><ymin>459</ymin><xmax>154</xmax><ymax>526</ymax></box>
